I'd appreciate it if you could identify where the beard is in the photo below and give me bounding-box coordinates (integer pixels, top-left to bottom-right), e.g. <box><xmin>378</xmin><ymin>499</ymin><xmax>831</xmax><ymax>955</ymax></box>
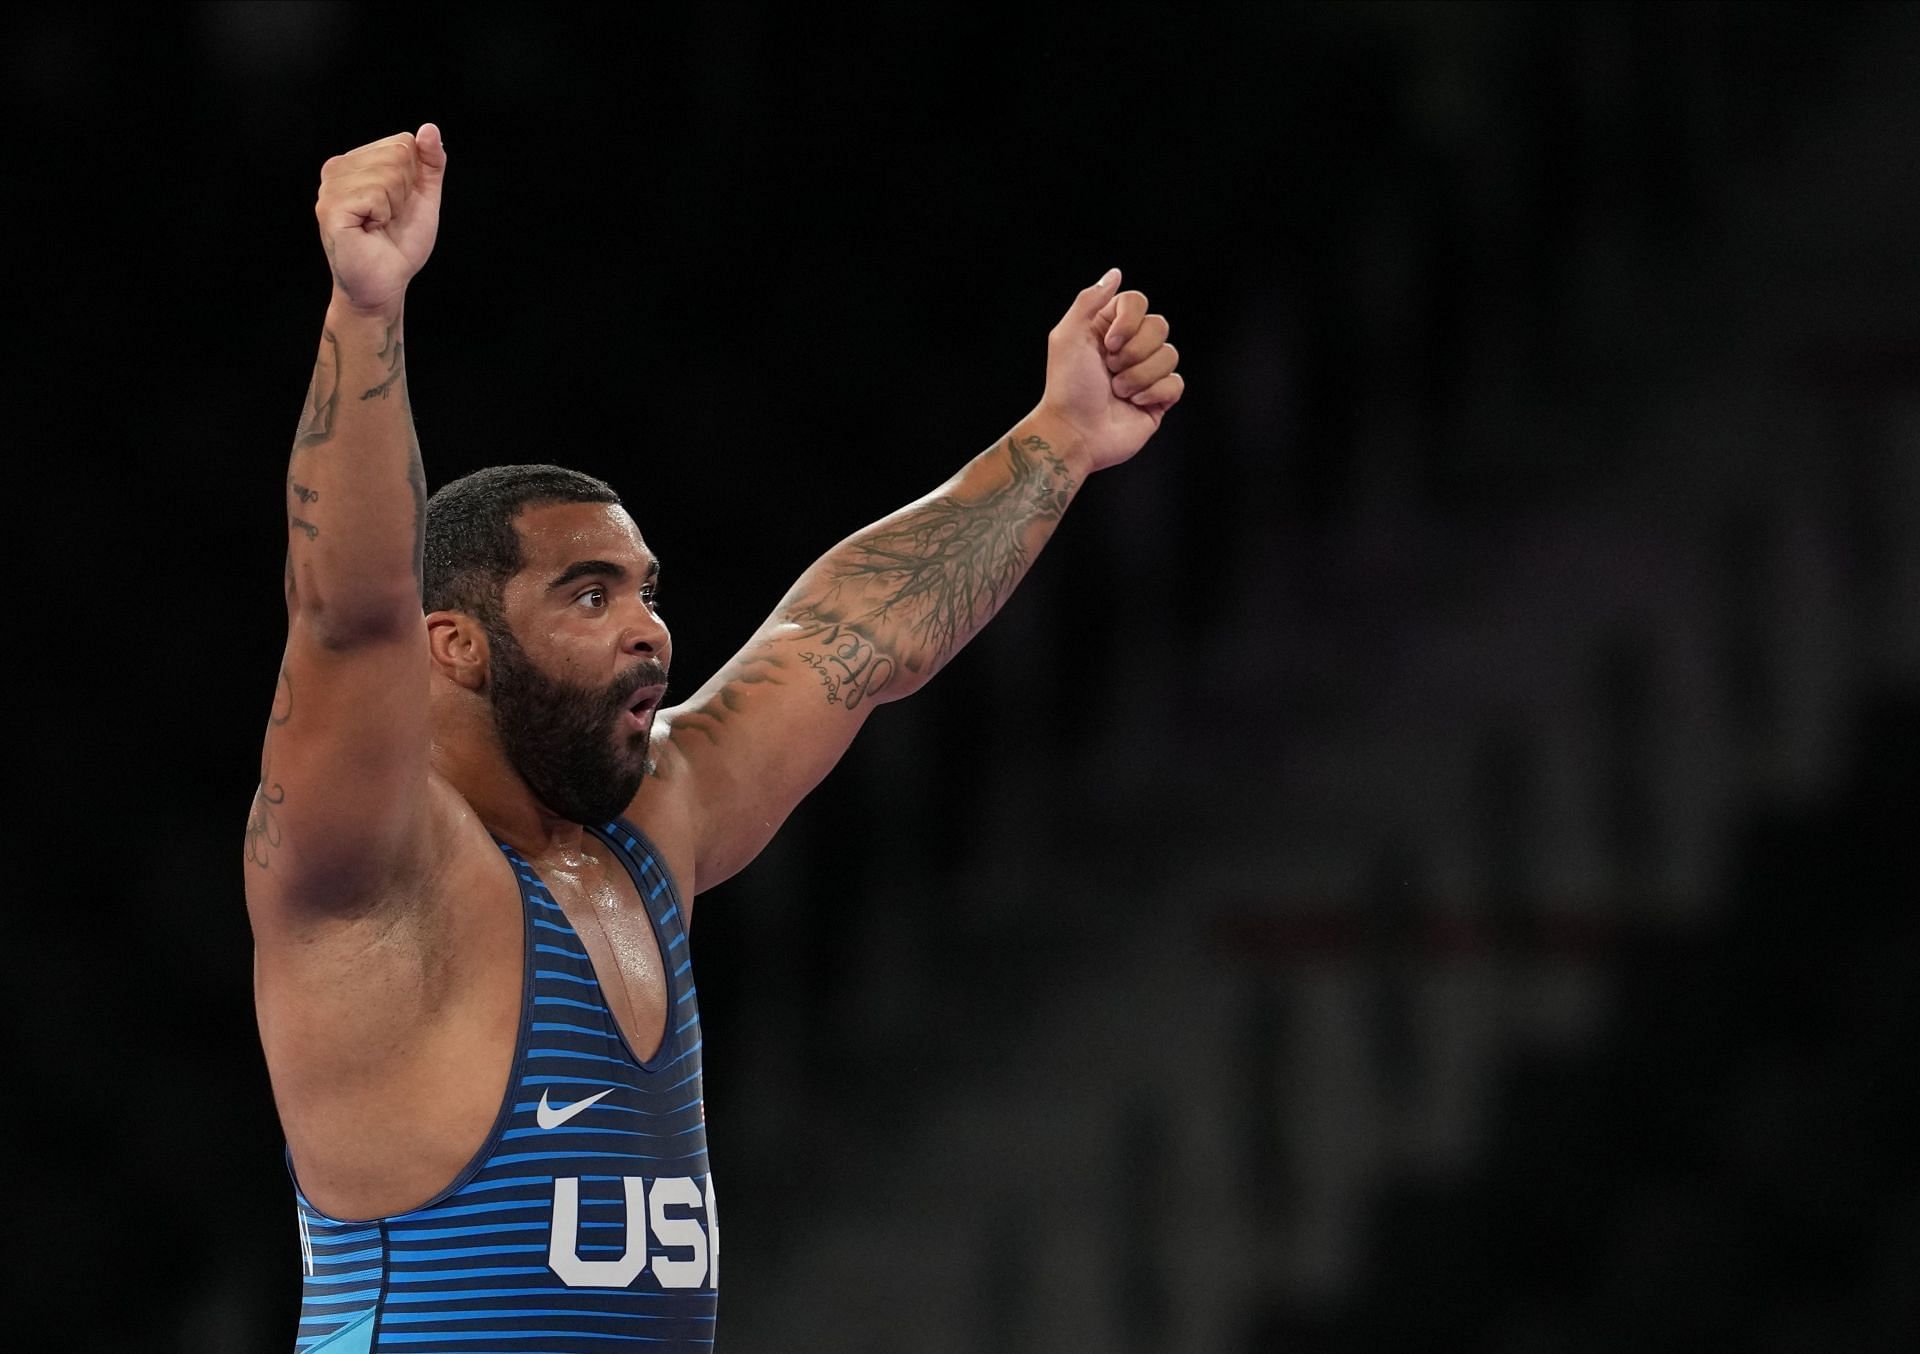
<box><xmin>484</xmin><ymin>622</ymin><xmax>667</xmax><ymax>826</ymax></box>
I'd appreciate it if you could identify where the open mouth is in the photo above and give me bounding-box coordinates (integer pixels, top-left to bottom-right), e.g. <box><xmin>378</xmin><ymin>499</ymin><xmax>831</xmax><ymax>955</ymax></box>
<box><xmin>623</xmin><ymin>684</ymin><xmax>667</xmax><ymax>731</ymax></box>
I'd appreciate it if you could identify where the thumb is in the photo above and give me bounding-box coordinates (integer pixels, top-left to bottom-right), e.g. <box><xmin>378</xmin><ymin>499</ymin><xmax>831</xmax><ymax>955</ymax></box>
<box><xmin>1068</xmin><ymin>267</ymin><xmax>1122</xmax><ymax>320</ymax></box>
<box><xmin>413</xmin><ymin>122</ymin><xmax>448</xmax><ymax>191</ymax></box>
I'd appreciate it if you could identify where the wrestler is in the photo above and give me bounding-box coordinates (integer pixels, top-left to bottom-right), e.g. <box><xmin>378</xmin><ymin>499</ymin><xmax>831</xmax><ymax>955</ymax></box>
<box><xmin>247</xmin><ymin>122</ymin><xmax>1182</xmax><ymax>1352</ymax></box>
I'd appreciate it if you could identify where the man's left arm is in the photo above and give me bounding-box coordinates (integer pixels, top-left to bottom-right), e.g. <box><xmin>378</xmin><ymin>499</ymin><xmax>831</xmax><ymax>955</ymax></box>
<box><xmin>645</xmin><ymin>268</ymin><xmax>1183</xmax><ymax>893</ymax></box>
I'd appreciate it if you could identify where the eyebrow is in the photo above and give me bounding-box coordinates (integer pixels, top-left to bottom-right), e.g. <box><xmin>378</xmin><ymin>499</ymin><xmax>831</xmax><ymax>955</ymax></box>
<box><xmin>545</xmin><ymin>556</ymin><xmax>661</xmax><ymax>592</ymax></box>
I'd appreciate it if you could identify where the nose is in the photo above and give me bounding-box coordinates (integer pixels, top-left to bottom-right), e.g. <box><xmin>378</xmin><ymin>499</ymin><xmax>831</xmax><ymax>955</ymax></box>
<box><xmin>622</xmin><ymin>595</ymin><xmax>670</xmax><ymax>659</ymax></box>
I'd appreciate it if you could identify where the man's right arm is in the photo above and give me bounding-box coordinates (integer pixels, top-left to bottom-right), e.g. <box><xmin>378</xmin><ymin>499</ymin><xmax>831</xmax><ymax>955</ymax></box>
<box><xmin>244</xmin><ymin>126</ymin><xmax>447</xmax><ymax>914</ymax></box>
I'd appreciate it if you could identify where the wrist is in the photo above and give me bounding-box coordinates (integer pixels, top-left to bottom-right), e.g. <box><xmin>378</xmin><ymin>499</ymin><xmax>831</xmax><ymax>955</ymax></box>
<box><xmin>1018</xmin><ymin>404</ymin><xmax>1096</xmax><ymax>478</ymax></box>
<box><xmin>327</xmin><ymin>285</ymin><xmax>405</xmax><ymax>327</ymax></box>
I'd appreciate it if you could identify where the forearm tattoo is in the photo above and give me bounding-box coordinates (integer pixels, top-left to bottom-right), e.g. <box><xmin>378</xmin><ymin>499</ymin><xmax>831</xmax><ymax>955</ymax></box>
<box><xmin>654</xmin><ymin>432</ymin><xmax>1077</xmax><ymax>761</ymax></box>
<box><xmin>360</xmin><ymin>322</ymin><xmax>404</xmax><ymax>402</ymax></box>
<box><xmin>294</xmin><ymin>329</ymin><xmax>340</xmax><ymax>450</ymax></box>
<box><xmin>786</xmin><ymin>432</ymin><xmax>1075</xmax><ymax>689</ymax></box>
<box><xmin>256</xmin><ymin>321</ymin><xmax>423</xmax><ymax>859</ymax></box>
<box><xmin>285</xmin><ymin>325</ymin><xmax>425</xmax><ymax>583</ymax></box>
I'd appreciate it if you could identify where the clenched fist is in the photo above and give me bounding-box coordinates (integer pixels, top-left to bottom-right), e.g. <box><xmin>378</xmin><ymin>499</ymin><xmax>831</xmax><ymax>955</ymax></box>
<box><xmin>316</xmin><ymin>123</ymin><xmax>447</xmax><ymax>315</ymax></box>
<box><xmin>1038</xmin><ymin>269</ymin><xmax>1184</xmax><ymax>473</ymax></box>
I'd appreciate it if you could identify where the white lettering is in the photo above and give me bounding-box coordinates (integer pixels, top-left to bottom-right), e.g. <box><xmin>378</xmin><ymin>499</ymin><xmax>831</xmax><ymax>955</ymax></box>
<box><xmin>548</xmin><ymin>1177</ymin><xmax>650</xmax><ymax>1288</ymax></box>
<box><xmin>704</xmin><ymin>1173</ymin><xmax>719</xmax><ymax>1290</ymax></box>
<box><xmin>546</xmin><ymin>1175</ymin><xmax>718</xmax><ymax>1291</ymax></box>
<box><xmin>648</xmin><ymin>1176</ymin><xmax>709</xmax><ymax>1289</ymax></box>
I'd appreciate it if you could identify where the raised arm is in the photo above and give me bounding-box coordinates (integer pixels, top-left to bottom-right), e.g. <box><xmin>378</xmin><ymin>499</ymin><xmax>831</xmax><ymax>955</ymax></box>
<box><xmin>243</xmin><ymin>125</ymin><xmax>447</xmax><ymax>916</ymax></box>
<box><xmin>645</xmin><ymin>269</ymin><xmax>1184</xmax><ymax>891</ymax></box>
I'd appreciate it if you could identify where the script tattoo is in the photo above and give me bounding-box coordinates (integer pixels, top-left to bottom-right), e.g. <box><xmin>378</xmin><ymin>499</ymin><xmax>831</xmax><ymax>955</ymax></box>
<box><xmin>295</xmin><ymin>329</ymin><xmax>340</xmax><ymax>449</ymax></box>
<box><xmin>290</xmin><ymin>516</ymin><xmax>319</xmax><ymax>541</ymax></box>
<box><xmin>778</xmin><ymin>433</ymin><xmax>1076</xmax><ymax>709</ymax></box>
<box><xmin>246</xmin><ymin>668</ymin><xmax>293</xmax><ymax>869</ymax></box>
<box><xmin>360</xmin><ymin>322</ymin><xmax>405</xmax><ymax>402</ymax></box>
<box><xmin>790</xmin><ymin>609</ymin><xmax>897</xmax><ymax>711</ymax></box>
<box><xmin>289</xmin><ymin>479</ymin><xmax>319</xmax><ymax>505</ymax></box>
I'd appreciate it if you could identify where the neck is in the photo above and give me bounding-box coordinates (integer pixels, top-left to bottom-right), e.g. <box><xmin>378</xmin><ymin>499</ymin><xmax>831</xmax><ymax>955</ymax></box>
<box><xmin>430</xmin><ymin>703</ymin><xmax>594</xmax><ymax>862</ymax></box>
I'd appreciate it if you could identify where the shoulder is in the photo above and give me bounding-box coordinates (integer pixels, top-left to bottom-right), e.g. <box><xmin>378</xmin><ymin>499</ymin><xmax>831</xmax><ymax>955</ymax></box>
<box><xmin>245</xmin><ymin>770</ymin><xmax>504</xmax><ymax>940</ymax></box>
<box><xmin>620</xmin><ymin>727</ymin><xmax>703</xmax><ymax>904</ymax></box>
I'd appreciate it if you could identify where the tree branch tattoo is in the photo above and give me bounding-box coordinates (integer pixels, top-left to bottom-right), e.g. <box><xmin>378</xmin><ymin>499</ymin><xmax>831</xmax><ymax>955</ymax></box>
<box><xmin>777</xmin><ymin>433</ymin><xmax>1076</xmax><ymax>709</ymax></box>
<box><xmin>650</xmin><ymin>432</ymin><xmax>1077</xmax><ymax>759</ymax></box>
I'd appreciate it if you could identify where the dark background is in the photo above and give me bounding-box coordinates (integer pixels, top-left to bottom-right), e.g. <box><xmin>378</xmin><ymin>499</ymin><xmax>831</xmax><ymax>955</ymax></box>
<box><xmin>9</xmin><ymin>3</ymin><xmax>1920</xmax><ymax>1350</ymax></box>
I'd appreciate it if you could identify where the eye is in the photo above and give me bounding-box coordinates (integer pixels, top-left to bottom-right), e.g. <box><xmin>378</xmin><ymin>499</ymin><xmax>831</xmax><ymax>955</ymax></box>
<box><xmin>577</xmin><ymin>586</ymin><xmax>608</xmax><ymax>610</ymax></box>
<box><xmin>641</xmin><ymin>584</ymin><xmax>661</xmax><ymax>610</ymax></box>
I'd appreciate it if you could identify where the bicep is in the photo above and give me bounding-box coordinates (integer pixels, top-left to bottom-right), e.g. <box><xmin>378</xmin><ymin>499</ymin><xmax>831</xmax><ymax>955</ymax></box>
<box><xmin>244</xmin><ymin>612</ymin><xmax>433</xmax><ymax>912</ymax></box>
<box><xmin>652</xmin><ymin>614</ymin><xmax>892</xmax><ymax>890</ymax></box>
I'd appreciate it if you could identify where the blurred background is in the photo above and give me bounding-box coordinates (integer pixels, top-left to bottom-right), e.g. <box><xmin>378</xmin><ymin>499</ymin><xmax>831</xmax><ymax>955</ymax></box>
<box><xmin>8</xmin><ymin>2</ymin><xmax>1920</xmax><ymax>1350</ymax></box>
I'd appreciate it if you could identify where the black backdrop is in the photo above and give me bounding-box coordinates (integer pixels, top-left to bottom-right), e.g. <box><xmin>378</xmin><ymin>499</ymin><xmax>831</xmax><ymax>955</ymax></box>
<box><xmin>9</xmin><ymin>5</ymin><xmax>1920</xmax><ymax>1351</ymax></box>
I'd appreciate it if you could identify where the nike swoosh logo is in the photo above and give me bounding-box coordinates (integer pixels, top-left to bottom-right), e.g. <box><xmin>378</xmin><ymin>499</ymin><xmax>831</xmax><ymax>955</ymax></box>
<box><xmin>537</xmin><ymin>1086</ymin><xmax>616</xmax><ymax>1130</ymax></box>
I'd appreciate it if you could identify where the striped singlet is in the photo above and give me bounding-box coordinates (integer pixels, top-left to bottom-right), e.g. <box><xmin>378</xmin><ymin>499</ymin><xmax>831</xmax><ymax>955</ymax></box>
<box><xmin>289</xmin><ymin>819</ymin><xmax>718</xmax><ymax>1352</ymax></box>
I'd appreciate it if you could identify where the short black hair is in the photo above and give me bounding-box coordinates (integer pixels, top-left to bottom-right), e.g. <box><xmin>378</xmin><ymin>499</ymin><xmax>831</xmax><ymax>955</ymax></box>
<box><xmin>422</xmin><ymin>464</ymin><xmax>621</xmax><ymax>622</ymax></box>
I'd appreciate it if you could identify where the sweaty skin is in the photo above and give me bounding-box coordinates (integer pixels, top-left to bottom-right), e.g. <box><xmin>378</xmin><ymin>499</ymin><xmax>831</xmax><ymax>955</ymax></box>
<box><xmin>244</xmin><ymin>122</ymin><xmax>1185</xmax><ymax>1221</ymax></box>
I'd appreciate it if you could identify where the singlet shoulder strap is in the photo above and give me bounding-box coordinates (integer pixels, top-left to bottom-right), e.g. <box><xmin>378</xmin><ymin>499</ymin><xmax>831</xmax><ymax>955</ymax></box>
<box><xmin>595</xmin><ymin>817</ymin><xmax>692</xmax><ymax>932</ymax></box>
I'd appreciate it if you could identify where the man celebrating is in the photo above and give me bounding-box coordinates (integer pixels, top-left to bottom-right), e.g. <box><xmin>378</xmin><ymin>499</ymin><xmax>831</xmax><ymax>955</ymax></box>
<box><xmin>247</xmin><ymin>123</ymin><xmax>1182</xmax><ymax>1353</ymax></box>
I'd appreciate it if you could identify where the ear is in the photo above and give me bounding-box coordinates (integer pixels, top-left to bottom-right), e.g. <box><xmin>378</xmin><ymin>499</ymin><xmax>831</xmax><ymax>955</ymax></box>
<box><xmin>427</xmin><ymin>610</ymin><xmax>490</xmax><ymax>691</ymax></box>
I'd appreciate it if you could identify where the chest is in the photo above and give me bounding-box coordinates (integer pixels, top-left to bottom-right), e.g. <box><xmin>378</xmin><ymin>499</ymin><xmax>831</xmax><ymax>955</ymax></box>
<box><xmin>531</xmin><ymin>848</ymin><xmax>669</xmax><ymax>1063</ymax></box>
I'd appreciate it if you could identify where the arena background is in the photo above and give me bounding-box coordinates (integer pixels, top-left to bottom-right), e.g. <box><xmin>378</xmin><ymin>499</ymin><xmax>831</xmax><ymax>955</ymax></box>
<box><xmin>9</xmin><ymin>3</ymin><xmax>1920</xmax><ymax>1350</ymax></box>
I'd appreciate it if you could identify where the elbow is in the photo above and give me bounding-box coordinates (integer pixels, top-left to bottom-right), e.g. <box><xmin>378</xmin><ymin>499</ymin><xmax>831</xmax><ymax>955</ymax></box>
<box><xmin>877</xmin><ymin>653</ymin><xmax>935</xmax><ymax>704</ymax></box>
<box><xmin>293</xmin><ymin>586</ymin><xmax>424</xmax><ymax>650</ymax></box>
